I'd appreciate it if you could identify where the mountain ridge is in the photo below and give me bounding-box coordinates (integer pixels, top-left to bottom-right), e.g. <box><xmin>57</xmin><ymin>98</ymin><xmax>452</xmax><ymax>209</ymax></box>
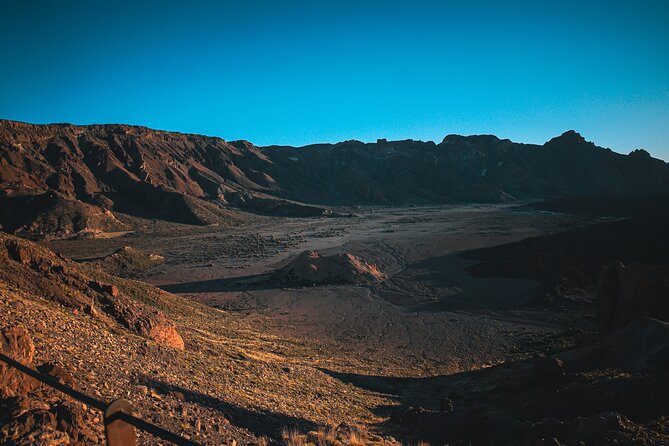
<box><xmin>3</xmin><ymin>119</ymin><xmax>657</xmax><ymax>156</ymax></box>
<box><xmin>2</xmin><ymin>120</ymin><xmax>668</xmax><ymax>238</ymax></box>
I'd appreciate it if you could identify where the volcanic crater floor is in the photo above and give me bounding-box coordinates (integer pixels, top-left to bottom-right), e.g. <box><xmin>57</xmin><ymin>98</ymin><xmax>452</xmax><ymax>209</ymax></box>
<box><xmin>11</xmin><ymin>203</ymin><xmax>613</xmax><ymax>444</ymax></box>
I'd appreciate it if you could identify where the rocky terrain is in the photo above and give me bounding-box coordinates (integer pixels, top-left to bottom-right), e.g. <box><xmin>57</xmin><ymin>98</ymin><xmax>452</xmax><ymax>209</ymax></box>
<box><xmin>2</xmin><ymin>120</ymin><xmax>669</xmax><ymax>239</ymax></box>
<box><xmin>1</xmin><ymin>324</ymin><xmax>105</xmax><ymax>445</ymax></box>
<box><xmin>0</xmin><ymin>229</ymin><xmax>404</xmax><ymax>445</ymax></box>
<box><xmin>0</xmin><ymin>233</ymin><xmax>184</xmax><ymax>350</ymax></box>
<box><xmin>2</xmin><ymin>199</ymin><xmax>669</xmax><ymax>445</ymax></box>
<box><xmin>2</xmin><ymin>121</ymin><xmax>669</xmax><ymax>445</ymax></box>
<box><xmin>83</xmin><ymin>245</ymin><xmax>165</xmax><ymax>278</ymax></box>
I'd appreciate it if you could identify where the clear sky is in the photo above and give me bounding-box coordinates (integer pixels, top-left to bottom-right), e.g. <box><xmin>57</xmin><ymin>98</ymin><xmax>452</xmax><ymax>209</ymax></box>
<box><xmin>1</xmin><ymin>1</ymin><xmax>668</xmax><ymax>159</ymax></box>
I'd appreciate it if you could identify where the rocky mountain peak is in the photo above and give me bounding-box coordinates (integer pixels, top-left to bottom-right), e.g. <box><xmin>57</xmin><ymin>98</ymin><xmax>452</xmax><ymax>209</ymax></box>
<box><xmin>546</xmin><ymin>130</ymin><xmax>589</xmax><ymax>147</ymax></box>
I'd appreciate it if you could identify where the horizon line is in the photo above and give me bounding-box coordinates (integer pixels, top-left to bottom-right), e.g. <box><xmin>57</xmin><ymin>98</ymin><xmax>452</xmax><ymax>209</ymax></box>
<box><xmin>1</xmin><ymin>117</ymin><xmax>666</xmax><ymax>162</ymax></box>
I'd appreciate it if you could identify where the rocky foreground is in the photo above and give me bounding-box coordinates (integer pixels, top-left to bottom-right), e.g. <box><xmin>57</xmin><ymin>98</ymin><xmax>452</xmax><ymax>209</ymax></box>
<box><xmin>0</xmin><ymin>232</ymin><xmax>403</xmax><ymax>445</ymax></box>
<box><xmin>0</xmin><ymin>233</ymin><xmax>184</xmax><ymax>349</ymax></box>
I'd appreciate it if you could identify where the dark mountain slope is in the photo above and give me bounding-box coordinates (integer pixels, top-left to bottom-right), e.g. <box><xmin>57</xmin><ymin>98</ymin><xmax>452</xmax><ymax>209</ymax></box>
<box><xmin>262</xmin><ymin>131</ymin><xmax>669</xmax><ymax>204</ymax></box>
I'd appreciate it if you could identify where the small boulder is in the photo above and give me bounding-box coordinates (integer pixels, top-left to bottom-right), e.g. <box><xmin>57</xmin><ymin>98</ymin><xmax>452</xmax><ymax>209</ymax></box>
<box><xmin>100</xmin><ymin>294</ymin><xmax>185</xmax><ymax>350</ymax></box>
<box><xmin>89</xmin><ymin>281</ymin><xmax>119</xmax><ymax>297</ymax></box>
<box><xmin>36</xmin><ymin>363</ymin><xmax>77</xmax><ymax>389</ymax></box>
<box><xmin>1</xmin><ymin>325</ymin><xmax>39</xmax><ymax>398</ymax></box>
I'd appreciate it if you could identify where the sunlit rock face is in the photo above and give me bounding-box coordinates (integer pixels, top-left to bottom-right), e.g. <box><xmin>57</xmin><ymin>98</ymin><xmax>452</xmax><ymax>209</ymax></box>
<box><xmin>3</xmin><ymin>121</ymin><xmax>669</xmax><ymax>238</ymax></box>
<box><xmin>273</xmin><ymin>250</ymin><xmax>386</xmax><ymax>285</ymax></box>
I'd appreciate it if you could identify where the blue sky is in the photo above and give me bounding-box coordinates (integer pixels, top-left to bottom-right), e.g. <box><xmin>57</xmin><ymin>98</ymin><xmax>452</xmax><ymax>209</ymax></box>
<box><xmin>1</xmin><ymin>1</ymin><xmax>668</xmax><ymax>159</ymax></box>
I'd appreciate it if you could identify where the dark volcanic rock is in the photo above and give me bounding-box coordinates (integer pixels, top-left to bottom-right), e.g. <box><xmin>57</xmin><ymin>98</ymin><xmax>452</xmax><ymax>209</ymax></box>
<box><xmin>596</xmin><ymin>262</ymin><xmax>636</xmax><ymax>334</ymax></box>
<box><xmin>0</xmin><ymin>329</ymin><xmax>102</xmax><ymax>445</ymax></box>
<box><xmin>596</xmin><ymin>262</ymin><xmax>669</xmax><ymax>334</ymax></box>
<box><xmin>36</xmin><ymin>363</ymin><xmax>77</xmax><ymax>389</ymax></box>
<box><xmin>466</xmin><ymin>214</ymin><xmax>669</xmax><ymax>295</ymax></box>
<box><xmin>561</xmin><ymin>317</ymin><xmax>669</xmax><ymax>372</ymax></box>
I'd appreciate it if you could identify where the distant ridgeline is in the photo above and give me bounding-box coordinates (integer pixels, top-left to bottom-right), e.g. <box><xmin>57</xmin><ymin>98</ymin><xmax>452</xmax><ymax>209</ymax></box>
<box><xmin>1</xmin><ymin>120</ymin><xmax>668</xmax><ymax>237</ymax></box>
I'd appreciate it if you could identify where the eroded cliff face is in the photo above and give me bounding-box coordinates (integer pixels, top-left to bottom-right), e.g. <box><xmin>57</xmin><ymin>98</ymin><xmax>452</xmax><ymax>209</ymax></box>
<box><xmin>2</xmin><ymin>120</ymin><xmax>669</xmax><ymax>238</ymax></box>
<box><xmin>0</xmin><ymin>232</ymin><xmax>184</xmax><ymax>349</ymax></box>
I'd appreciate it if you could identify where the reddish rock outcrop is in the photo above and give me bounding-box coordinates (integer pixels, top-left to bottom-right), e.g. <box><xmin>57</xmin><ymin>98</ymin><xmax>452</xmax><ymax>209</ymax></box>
<box><xmin>273</xmin><ymin>250</ymin><xmax>385</xmax><ymax>285</ymax></box>
<box><xmin>0</xmin><ymin>233</ymin><xmax>185</xmax><ymax>349</ymax></box>
<box><xmin>100</xmin><ymin>294</ymin><xmax>184</xmax><ymax>350</ymax></box>
<box><xmin>0</xmin><ymin>325</ymin><xmax>39</xmax><ymax>398</ymax></box>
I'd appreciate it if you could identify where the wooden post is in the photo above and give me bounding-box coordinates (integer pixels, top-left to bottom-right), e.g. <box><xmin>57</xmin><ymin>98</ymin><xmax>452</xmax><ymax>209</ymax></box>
<box><xmin>104</xmin><ymin>399</ymin><xmax>137</xmax><ymax>446</ymax></box>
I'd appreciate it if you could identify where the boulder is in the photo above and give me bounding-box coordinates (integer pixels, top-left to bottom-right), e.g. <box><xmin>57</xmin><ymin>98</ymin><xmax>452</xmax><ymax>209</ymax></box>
<box><xmin>0</xmin><ymin>325</ymin><xmax>39</xmax><ymax>398</ymax></box>
<box><xmin>0</xmin><ymin>398</ymin><xmax>100</xmax><ymax>445</ymax></box>
<box><xmin>89</xmin><ymin>281</ymin><xmax>119</xmax><ymax>297</ymax></box>
<box><xmin>100</xmin><ymin>294</ymin><xmax>185</xmax><ymax>350</ymax></box>
<box><xmin>36</xmin><ymin>363</ymin><xmax>77</xmax><ymax>389</ymax></box>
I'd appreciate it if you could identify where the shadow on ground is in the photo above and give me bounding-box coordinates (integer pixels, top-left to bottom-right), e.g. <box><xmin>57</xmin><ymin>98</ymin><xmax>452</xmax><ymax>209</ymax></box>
<box><xmin>316</xmin><ymin>365</ymin><xmax>503</xmax><ymax>414</ymax></box>
<box><xmin>159</xmin><ymin>274</ymin><xmax>279</xmax><ymax>293</ymax></box>
<box><xmin>376</xmin><ymin>252</ymin><xmax>540</xmax><ymax>312</ymax></box>
<box><xmin>139</xmin><ymin>377</ymin><xmax>318</xmax><ymax>437</ymax></box>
